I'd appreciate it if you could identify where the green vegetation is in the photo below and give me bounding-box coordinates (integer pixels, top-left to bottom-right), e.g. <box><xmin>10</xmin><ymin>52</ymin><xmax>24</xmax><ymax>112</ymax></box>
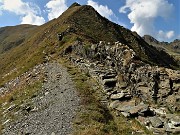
<box><xmin>0</xmin><ymin>43</ymin><xmax>45</xmax><ymax>86</ymax></box>
<box><xmin>0</xmin><ymin>4</ymin><xmax>83</xmax><ymax>86</ymax></box>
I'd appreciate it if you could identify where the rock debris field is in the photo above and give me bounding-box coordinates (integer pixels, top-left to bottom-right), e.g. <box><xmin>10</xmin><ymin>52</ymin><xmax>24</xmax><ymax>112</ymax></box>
<box><xmin>3</xmin><ymin>63</ymin><xmax>80</xmax><ymax>135</ymax></box>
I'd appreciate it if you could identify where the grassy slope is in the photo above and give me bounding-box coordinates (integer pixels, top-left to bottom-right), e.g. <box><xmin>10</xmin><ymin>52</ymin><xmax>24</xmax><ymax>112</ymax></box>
<box><xmin>0</xmin><ymin>5</ymin><xmax>82</xmax><ymax>86</ymax></box>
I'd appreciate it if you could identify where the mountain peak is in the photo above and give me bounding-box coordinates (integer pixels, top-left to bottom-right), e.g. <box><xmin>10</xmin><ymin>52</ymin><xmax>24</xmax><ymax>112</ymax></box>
<box><xmin>54</xmin><ymin>4</ymin><xmax>178</xmax><ymax>68</ymax></box>
<box><xmin>143</xmin><ymin>35</ymin><xmax>159</xmax><ymax>44</ymax></box>
<box><xmin>69</xmin><ymin>2</ymin><xmax>81</xmax><ymax>8</ymax></box>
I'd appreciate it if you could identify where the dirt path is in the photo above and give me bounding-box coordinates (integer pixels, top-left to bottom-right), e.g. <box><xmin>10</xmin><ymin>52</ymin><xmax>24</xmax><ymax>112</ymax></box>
<box><xmin>3</xmin><ymin>63</ymin><xmax>80</xmax><ymax>135</ymax></box>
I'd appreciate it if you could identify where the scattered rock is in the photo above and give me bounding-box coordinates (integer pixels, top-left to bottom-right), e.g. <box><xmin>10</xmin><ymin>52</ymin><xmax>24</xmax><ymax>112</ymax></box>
<box><xmin>137</xmin><ymin>116</ymin><xmax>150</xmax><ymax>126</ymax></box>
<box><xmin>119</xmin><ymin>82</ymin><xmax>128</xmax><ymax>89</ymax></box>
<box><xmin>2</xmin><ymin>63</ymin><xmax>80</xmax><ymax>135</ymax></box>
<box><xmin>7</xmin><ymin>104</ymin><xmax>16</xmax><ymax>111</ymax></box>
<box><xmin>170</xmin><ymin>116</ymin><xmax>180</xmax><ymax>127</ymax></box>
<box><xmin>116</xmin><ymin>104</ymin><xmax>133</xmax><ymax>112</ymax></box>
<box><xmin>129</xmin><ymin>103</ymin><xmax>149</xmax><ymax>116</ymax></box>
<box><xmin>110</xmin><ymin>93</ymin><xmax>124</xmax><ymax>100</ymax></box>
<box><xmin>149</xmin><ymin>116</ymin><xmax>163</xmax><ymax>128</ymax></box>
<box><xmin>121</xmin><ymin>112</ymin><xmax>130</xmax><ymax>117</ymax></box>
<box><xmin>165</xmin><ymin>123</ymin><xmax>180</xmax><ymax>134</ymax></box>
<box><xmin>150</xmin><ymin>107</ymin><xmax>166</xmax><ymax>116</ymax></box>
<box><xmin>109</xmin><ymin>100</ymin><xmax>121</xmax><ymax>109</ymax></box>
<box><xmin>63</xmin><ymin>41</ymin><xmax>180</xmax><ymax>134</ymax></box>
<box><xmin>51</xmin><ymin>132</ymin><xmax>55</xmax><ymax>135</ymax></box>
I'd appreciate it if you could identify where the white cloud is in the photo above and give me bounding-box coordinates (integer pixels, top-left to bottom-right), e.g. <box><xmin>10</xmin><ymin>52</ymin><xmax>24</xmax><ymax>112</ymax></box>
<box><xmin>177</xmin><ymin>35</ymin><xmax>180</xmax><ymax>39</ymax></box>
<box><xmin>0</xmin><ymin>0</ymin><xmax>45</xmax><ymax>25</ymax></box>
<box><xmin>158</xmin><ymin>30</ymin><xmax>175</xmax><ymax>40</ymax></box>
<box><xmin>119</xmin><ymin>0</ymin><xmax>174</xmax><ymax>41</ymax></box>
<box><xmin>3</xmin><ymin>0</ymin><xmax>30</xmax><ymax>15</ymax></box>
<box><xmin>21</xmin><ymin>13</ymin><xmax>45</xmax><ymax>25</ymax></box>
<box><xmin>0</xmin><ymin>9</ymin><xmax>2</xmax><ymax>16</ymax></box>
<box><xmin>166</xmin><ymin>31</ymin><xmax>175</xmax><ymax>39</ymax></box>
<box><xmin>0</xmin><ymin>1</ymin><xmax>3</xmax><ymax>15</ymax></box>
<box><xmin>45</xmin><ymin>0</ymin><xmax>68</xmax><ymax>20</ymax></box>
<box><xmin>87</xmin><ymin>0</ymin><xmax>126</xmax><ymax>26</ymax></box>
<box><xmin>87</xmin><ymin>0</ymin><xmax>113</xmax><ymax>19</ymax></box>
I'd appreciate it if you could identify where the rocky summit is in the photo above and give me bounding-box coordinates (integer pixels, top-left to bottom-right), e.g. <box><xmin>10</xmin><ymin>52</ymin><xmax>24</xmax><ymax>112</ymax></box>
<box><xmin>0</xmin><ymin>2</ymin><xmax>179</xmax><ymax>135</ymax></box>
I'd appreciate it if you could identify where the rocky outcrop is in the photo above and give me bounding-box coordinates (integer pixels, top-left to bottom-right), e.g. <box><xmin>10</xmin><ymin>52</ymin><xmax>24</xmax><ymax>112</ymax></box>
<box><xmin>64</xmin><ymin>41</ymin><xmax>180</xmax><ymax>134</ymax></box>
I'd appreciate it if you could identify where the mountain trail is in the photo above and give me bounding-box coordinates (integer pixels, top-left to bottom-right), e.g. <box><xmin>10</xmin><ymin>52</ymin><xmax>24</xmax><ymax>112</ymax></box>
<box><xmin>3</xmin><ymin>62</ymin><xmax>80</xmax><ymax>135</ymax></box>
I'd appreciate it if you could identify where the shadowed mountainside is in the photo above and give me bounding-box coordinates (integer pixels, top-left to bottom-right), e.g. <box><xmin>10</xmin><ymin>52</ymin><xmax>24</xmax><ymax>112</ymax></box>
<box><xmin>143</xmin><ymin>35</ymin><xmax>180</xmax><ymax>64</ymax></box>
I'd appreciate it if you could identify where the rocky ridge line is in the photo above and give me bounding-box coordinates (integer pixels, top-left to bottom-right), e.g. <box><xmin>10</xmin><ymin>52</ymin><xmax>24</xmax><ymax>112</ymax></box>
<box><xmin>64</xmin><ymin>41</ymin><xmax>180</xmax><ymax>134</ymax></box>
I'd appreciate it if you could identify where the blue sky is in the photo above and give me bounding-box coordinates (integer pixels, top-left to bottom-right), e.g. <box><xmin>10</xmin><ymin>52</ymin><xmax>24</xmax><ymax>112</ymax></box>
<box><xmin>0</xmin><ymin>0</ymin><xmax>179</xmax><ymax>42</ymax></box>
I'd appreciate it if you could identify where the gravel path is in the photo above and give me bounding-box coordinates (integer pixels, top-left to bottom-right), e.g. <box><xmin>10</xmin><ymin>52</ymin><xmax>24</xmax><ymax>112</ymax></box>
<box><xmin>3</xmin><ymin>63</ymin><xmax>80</xmax><ymax>135</ymax></box>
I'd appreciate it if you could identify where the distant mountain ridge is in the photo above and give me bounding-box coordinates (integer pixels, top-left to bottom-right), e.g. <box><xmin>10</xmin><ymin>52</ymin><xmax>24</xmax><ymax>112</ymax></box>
<box><xmin>0</xmin><ymin>24</ymin><xmax>37</xmax><ymax>54</ymax></box>
<box><xmin>143</xmin><ymin>35</ymin><xmax>180</xmax><ymax>64</ymax></box>
<box><xmin>143</xmin><ymin>35</ymin><xmax>180</xmax><ymax>47</ymax></box>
